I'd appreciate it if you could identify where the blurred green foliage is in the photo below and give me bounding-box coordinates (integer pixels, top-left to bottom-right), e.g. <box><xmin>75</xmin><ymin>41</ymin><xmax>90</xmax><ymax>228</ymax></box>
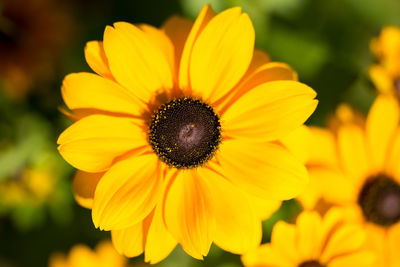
<box><xmin>0</xmin><ymin>0</ymin><xmax>399</xmax><ymax>266</ymax></box>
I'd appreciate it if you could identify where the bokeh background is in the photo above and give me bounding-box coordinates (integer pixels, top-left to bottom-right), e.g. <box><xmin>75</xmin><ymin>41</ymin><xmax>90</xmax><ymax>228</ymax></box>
<box><xmin>1</xmin><ymin>0</ymin><xmax>399</xmax><ymax>266</ymax></box>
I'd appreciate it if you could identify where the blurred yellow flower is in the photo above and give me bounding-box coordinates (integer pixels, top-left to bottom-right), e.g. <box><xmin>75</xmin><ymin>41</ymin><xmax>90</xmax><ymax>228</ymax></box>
<box><xmin>0</xmin><ymin>167</ymin><xmax>53</xmax><ymax>206</ymax></box>
<box><xmin>58</xmin><ymin>4</ymin><xmax>317</xmax><ymax>262</ymax></box>
<box><xmin>242</xmin><ymin>208</ymin><xmax>374</xmax><ymax>267</ymax></box>
<box><xmin>285</xmin><ymin>95</ymin><xmax>400</xmax><ymax>266</ymax></box>
<box><xmin>48</xmin><ymin>241</ymin><xmax>129</xmax><ymax>267</ymax></box>
<box><xmin>0</xmin><ymin>0</ymin><xmax>71</xmax><ymax>99</ymax></box>
<box><xmin>369</xmin><ymin>26</ymin><xmax>400</xmax><ymax>97</ymax></box>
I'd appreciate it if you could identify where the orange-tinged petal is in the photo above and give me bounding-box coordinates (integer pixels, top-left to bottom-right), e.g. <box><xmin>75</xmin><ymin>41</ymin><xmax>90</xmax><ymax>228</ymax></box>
<box><xmin>239</xmin><ymin>62</ymin><xmax>298</xmax><ymax>92</ymax></box>
<box><xmin>179</xmin><ymin>4</ymin><xmax>215</xmax><ymax>90</ymax></box>
<box><xmin>111</xmin><ymin>222</ymin><xmax>144</xmax><ymax>258</ymax></box>
<box><xmin>198</xmin><ymin>167</ymin><xmax>261</xmax><ymax>254</ymax></box>
<box><xmin>57</xmin><ymin>115</ymin><xmax>147</xmax><ymax>172</ymax></box>
<box><xmin>84</xmin><ymin>41</ymin><xmax>113</xmax><ymax>79</ymax></box>
<box><xmin>163</xmin><ymin>170</ymin><xmax>215</xmax><ymax>259</ymax></box>
<box><xmin>222</xmin><ymin>81</ymin><xmax>318</xmax><ymax>142</ymax></box>
<box><xmin>190</xmin><ymin>7</ymin><xmax>254</xmax><ymax>103</ymax></box>
<box><xmin>218</xmin><ymin>139</ymin><xmax>309</xmax><ymax>200</ymax></box>
<box><xmin>144</xmin><ymin>204</ymin><xmax>177</xmax><ymax>264</ymax></box>
<box><xmin>72</xmin><ymin>171</ymin><xmax>103</xmax><ymax>209</ymax></box>
<box><xmin>92</xmin><ymin>154</ymin><xmax>162</xmax><ymax>230</ymax></box>
<box><xmin>246</xmin><ymin>49</ymin><xmax>271</xmax><ymax>75</ymax></box>
<box><xmin>61</xmin><ymin>73</ymin><xmax>145</xmax><ymax>116</ymax></box>
<box><xmin>162</xmin><ymin>16</ymin><xmax>193</xmax><ymax>77</ymax></box>
<box><xmin>366</xmin><ymin>95</ymin><xmax>399</xmax><ymax>171</ymax></box>
<box><xmin>103</xmin><ymin>23</ymin><xmax>173</xmax><ymax>102</ymax></box>
<box><xmin>337</xmin><ymin>124</ymin><xmax>370</xmax><ymax>184</ymax></box>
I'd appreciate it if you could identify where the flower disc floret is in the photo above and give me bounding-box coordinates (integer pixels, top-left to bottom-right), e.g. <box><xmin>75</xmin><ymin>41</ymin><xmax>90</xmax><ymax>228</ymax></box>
<box><xmin>149</xmin><ymin>97</ymin><xmax>221</xmax><ymax>169</ymax></box>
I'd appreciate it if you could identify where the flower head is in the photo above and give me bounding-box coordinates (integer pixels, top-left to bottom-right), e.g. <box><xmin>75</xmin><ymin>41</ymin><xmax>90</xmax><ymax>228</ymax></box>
<box><xmin>48</xmin><ymin>241</ymin><xmax>128</xmax><ymax>267</ymax></box>
<box><xmin>58</xmin><ymin>4</ymin><xmax>317</xmax><ymax>262</ymax></box>
<box><xmin>286</xmin><ymin>95</ymin><xmax>400</xmax><ymax>266</ymax></box>
<box><xmin>369</xmin><ymin>26</ymin><xmax>400</xmax><ymax>98</ymax></box>
<box><xmin>242</xmin><ymin>209</ymin><xmax>374</xmax><ymax>267</ymax></box>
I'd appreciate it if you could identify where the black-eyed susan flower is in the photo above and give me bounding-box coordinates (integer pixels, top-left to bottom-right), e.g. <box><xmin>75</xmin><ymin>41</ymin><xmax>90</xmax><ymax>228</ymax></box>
<box><xmin>49</xmin><ymin>241</ymin><xmax>129</xmax><ymax>267</ymax></box>
<box><xmin>0</xmin><ymin>0</ymin><xmax>71</xmax><ymax>99</ymax></box>
<box><xmin>369</xmin><ymin>26</ymin><xmax>400</xmax><ymax>98</ymax></box>
<box><xmin>286</xmin><ymin>96</ymin><xmax>400</xmax><ymax>266</ymax></box>
<box><xmin>57</xmin><ymin>4</ymin><xmax>318</xmax><ymax>262</ymax></box>
<box><xmin>242</xmin><ymin>208</ymin><xmax>375</xmax><ymax>267</ymax></box>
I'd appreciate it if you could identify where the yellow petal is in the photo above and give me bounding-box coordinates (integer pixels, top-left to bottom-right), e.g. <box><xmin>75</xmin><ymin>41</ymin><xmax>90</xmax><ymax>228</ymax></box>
<box><xmin>103</xmin><ymin>23</ymin><xmax>173</xmax><ymax>102</ymax></box>
<box><xmin>72</xmin><ymin>171</ymin><xmax>104</xmax><ymax>209</ymax></box>
<box><xmin>389</xmin><ymin>223</ymin><xmax>400</xmax><ymax>267</ymax></box>
<box><xmin>320</xmin><ymin>224</ymin><xmax>366</xmax><ymax>263</ymax></box>
<box><xmin>303</xmin><ymin>167</ymin><xmax>355</xmax><ymax>208</ymax></box>
<box><xmin>271</xmin><ymin>221</ymin><xmax>299</xmax><ymax>264</ymax></box>
<box><xmin>95</xmin><ymin>241</ymin><xmax>127</xmax><ymax>266</ymax></box>
<box><xmin>198</xmin><ymin>167</ymin><xmax>261</xmax><ymax>254</ymax></box>
<box><xmin>144</xmin><ymin>204</ymin><xmax>177</xmax><ymax>264</ymax></box>
<box><xmin>328</xmin><ymin>251</ymin><xmax>375</xmax><ymax>267</ymax></box>
<box><xmin>369</xmin><ymin>64</ymin><xmax>395</xmax><ymax>94</ymax></box>
<box><xmin>366</xmin><ymin>95</ymin><xmax>399</xmax><ymax>171</ymax></box>
<box><xmin>57</xmin><ymin>115</ymin><xmax>147</xmax><ymax>172</ymax></box>
<box><xmin>190</xmin><ymin>7</ymin><xmax>254</xmax><ymax>103</ymax></box>
<box><xmin>308</xmin><ymin>127</ymin><xmax>339</xmax><ymax>167</ymax></box>
<box><xmin>387</xmin><ymin>129</ymin><xmax>400</xmax><ymax>182</ymax></box>
<box><xmin>223</xmin><ymin>81</ymin><xmax>318</xmax><ymax>142</ymax></box>
<box><xmin>281</xmin><ymin>125</ymin><xmax>311</xmax><ymax>164</ymax></box>
<box><xmin>111</xmin><ymin>222</ymin><xmax>144</xmax><ymax>258</ymax></box>
<box><xmin>241</xmin><ymin>244</ymin><xmax>295</xmax><ymax>267</ymax></box>
<box><xmin>162</xmin><ymin>16</ymin><xmax>193</xmax><ymax>76</ymax></box>
<box><xmin>337</xmin><ymin>124</ymin><xmax>370</xmax><ymax>184</ymax></box>
<box><xmin>61</xmin><ymin>72</ymin><xmax>145</xmax><ymax>116</ymax></box>
<box><xmin>179</xmin><ymin>4</ymin><xmax>215</xmax><ymax>90</ymax></box>
<box><xmin>218</xmin><ymin>139</ymin><xmax>309</xmax><ymax>200</ymax></box>
<box><xmin>84</xmin><ymin>41</ymin><xmax>113</xmax><ymax>79</ymax></box>
<box><xmin>296</xmin><ymin>211</ymin><xmax>323</xmax><ymax>261</ymax></box>
<box><xmin>247</xmin><ymin>194</ymin><xmax>281</xmax><ymax>220</ymax></box>
<box><xmin>138</xmin><ymin>24</ymin><xmax>175</xmax><ymax>80</ymax></box>
<box><xmin>163</xmin><ymin>170</ymin><xmax>215</xmax><ymax>259</ymax></box>
<box><xmin>92</xmin><ymin>154</ymin><xmax>162</xmax><ymax>230</ymax></box>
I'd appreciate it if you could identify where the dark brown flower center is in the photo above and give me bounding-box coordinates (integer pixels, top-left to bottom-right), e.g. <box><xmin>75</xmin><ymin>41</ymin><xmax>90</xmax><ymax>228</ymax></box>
<box><xmin>358</xmin><ymin>174</ymin><xmax>400</xmax><ymax>226</ymax></box>
<box><xmin>298</xmin><ymin>260</ymin><xmax>325</xmax><ymax>267</ymax></box>
<box><xmin>149</xmin><ymin>97</ymin><xmax>221</xmax><ymax>169</ymax></box>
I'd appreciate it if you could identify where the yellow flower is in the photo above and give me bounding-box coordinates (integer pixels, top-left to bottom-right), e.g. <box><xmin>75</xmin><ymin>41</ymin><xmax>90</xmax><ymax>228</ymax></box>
<box><xmin>369</xmin><ymin>26</ymin><xmax>400</xmax><ymax>97</ymax></box>
<box><xmin>242</xmin><ymin>208</ymin><xmax>374</xmax><ymax>267</ymax></box>
<box><xmin>287</xmin><ymin>95</ymin><xmax>400</xmax><ymax>266</ymax></box>
<box><xmin>48</xmin><ymin>241</ymin><xmax>128</xmax><ymax>267</ymax></box>
<box><xmin>57</xmin><ymin>4</ymin><xmax>317</xmax><ymax>262</ymax></box>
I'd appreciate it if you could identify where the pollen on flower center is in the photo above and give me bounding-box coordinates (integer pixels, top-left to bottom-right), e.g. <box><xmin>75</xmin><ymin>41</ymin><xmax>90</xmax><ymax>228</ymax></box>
<box><xmin>358</xmin><ymin>174</ymin><xmax>400</xmax><ymax>226</ymax></box>
<box><xmin>298</xmin><ymin>260</ymin><xmax>325</xmax><ymax>267</ymax></box>
<box><xmin>149</xmin><ymin>97</ymin><xmax>221</xmax><ymax>169</ymax></box>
